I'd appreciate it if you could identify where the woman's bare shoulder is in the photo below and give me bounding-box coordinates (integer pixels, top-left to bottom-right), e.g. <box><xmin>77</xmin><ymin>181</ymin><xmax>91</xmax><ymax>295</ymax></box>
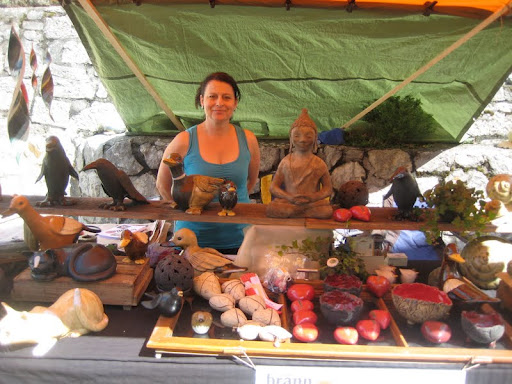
<box><xmin>164</xmin><ymin>131</ymin><xmax>190</xmax><ymax>156</ymax></box>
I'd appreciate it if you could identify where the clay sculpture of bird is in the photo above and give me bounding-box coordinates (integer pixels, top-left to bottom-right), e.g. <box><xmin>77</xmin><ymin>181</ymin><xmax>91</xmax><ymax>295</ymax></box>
<box><xmin>118</xmin><ymin>229</ymin><xmax>149</xmax><ymax>264</ymax></box>
<box><xmin>382</xmin><ymin>166</ymin><xmax>423</xmax><ymax>221</ymax></box>
<box><xmin>218</xmin><ymin>180</ymin><xmax>238</xmax><ymax>216</ymax></box>
<box><xmin>82</xmin><ymin>159</ymin><xmax>148</xmax><ymax>211</ymax></box>
<box><xmin>35</xmin><ymin>136</ymin><xmax>79</xmax><ymax>207</ymax></box>
<box><xmin>429</xmin><ymin>243</ymin><xmax>500</xmax><ymax>307</ymax></box>
<box><xmin>163</xmin><ymin>153</ymin><xmax>225</xmax><ymax>215</ymax></box>
<box><xmin>170</xmin><ymin>228</ymin><xmax>246</xmax><ymax>274</ymax></box>
<box><xmin>1</xmin><ymin>195</ymin><xmax>100</xmax><ymax>250</ymax></box>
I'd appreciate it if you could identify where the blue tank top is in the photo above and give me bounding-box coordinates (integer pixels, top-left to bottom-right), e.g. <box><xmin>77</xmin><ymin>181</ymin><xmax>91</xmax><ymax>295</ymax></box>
<box><xmin>174</xmin><ymin>125</ymin><xmax>251</xmax><ymax>250</ymax></box>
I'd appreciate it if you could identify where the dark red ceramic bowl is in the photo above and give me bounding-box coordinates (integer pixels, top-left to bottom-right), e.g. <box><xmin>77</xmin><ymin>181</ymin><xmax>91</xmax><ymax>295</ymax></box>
<box><xmin>319</xmin><ymin>290</ymin><xmax>364</xmax><ymax>326</ymax></box>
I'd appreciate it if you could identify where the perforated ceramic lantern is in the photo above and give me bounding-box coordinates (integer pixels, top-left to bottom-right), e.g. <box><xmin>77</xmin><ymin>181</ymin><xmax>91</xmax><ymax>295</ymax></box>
<box><xmin>155</xmin><ymin>254</ymin><xmax>194</xmax><ymax>292</ymax></box>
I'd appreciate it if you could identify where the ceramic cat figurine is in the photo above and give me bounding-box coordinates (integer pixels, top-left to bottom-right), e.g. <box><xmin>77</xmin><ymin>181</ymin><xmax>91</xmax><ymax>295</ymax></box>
<box><xmin>25</xmin><ymin>243</ymin><xmax>117</xmax><ymax>282</ymax></box>
<box><xmin>0</xmin><ymin>288</ymin><xmax>108</xmax><ymax>356</ymax></box>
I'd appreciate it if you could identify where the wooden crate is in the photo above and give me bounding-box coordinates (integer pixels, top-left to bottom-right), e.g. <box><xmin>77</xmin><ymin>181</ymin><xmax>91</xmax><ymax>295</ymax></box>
<box><xmin>10</xmin><ymin>256</ymin><xmax>153</xmax><ymax>307</ymax></box>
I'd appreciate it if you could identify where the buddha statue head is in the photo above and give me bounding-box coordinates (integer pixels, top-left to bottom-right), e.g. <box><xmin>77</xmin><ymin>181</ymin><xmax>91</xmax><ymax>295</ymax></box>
<box><xmin>289</xmin><ymin>108</ymin><xmax>318</xmax><ymax>153</ymax></box>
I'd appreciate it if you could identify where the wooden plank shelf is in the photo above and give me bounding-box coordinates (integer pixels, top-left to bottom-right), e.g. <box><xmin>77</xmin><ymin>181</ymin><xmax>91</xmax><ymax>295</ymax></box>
<box><xmin>1</xmin><ymin>195</ymin><xmax>510</xmax><ymax>232</ymax></box>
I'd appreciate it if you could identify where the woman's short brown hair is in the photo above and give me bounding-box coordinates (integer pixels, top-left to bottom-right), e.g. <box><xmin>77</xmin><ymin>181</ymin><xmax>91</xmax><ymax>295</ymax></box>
<box><xmin>195</xmin><ymin>72</ymin><xmax>241</xmax><ymax>108</ymax></box>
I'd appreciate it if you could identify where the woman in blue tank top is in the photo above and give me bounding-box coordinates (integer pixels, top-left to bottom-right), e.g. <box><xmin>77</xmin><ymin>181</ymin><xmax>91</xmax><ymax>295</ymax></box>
<box><xmin>156</xmin><ymin>72</ymin><xmax>260</xmax><ymax>253</ymax></box>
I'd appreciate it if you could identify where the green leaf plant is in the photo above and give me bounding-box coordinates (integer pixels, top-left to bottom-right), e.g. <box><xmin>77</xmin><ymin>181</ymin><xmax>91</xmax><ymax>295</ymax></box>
<box><xmin>276</xmin><ymin>236</ymin><xmax>368</xmax><ymax>281</ymax></box>
<box><xmin>421</xmin><ymin>179</ymin><xmax>495</xmax><ymax>244</ymax></box>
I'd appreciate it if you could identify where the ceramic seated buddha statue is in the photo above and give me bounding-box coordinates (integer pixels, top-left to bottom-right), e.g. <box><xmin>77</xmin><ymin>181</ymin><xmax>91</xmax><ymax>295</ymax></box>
<box><xmin>266</xmin><ymin>108</ymin><xmax>333</xmax><ymax>219</ymax></box>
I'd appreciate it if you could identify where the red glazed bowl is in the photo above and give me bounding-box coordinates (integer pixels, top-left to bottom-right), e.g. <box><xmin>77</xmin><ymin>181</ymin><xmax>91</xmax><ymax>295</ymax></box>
<box><xmin>391</xmin><ymin>283</ymin><xmax>452</xmax><ymax>325</ymax></box>
<box><xmin>461</xmin><ymin>310</ymin><xmax>505</xmax><ymax>345</ymax></box>
<box><xmin>323</xmin><ymin>274</ymin><xmax>362</xmax><ymax>296</ymax></box>
<box><xmin>319</xmin><ymin>290</ymin><xmax>364</xmax><ymax>326</ymax></box>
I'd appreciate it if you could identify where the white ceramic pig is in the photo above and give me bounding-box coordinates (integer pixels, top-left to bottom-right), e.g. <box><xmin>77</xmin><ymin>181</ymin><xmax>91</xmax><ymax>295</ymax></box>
<box><xmin>0</xmin><ymin>288</ymin><xmax>108</xmax><ymax>357</ymax></box>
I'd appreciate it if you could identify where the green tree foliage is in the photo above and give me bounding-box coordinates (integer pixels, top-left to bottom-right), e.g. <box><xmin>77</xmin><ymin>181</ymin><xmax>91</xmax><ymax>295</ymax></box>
<box><xmin>348</xmin><ymin>95</ymin><xmax>436</xmax><ymax>147</ymax></box>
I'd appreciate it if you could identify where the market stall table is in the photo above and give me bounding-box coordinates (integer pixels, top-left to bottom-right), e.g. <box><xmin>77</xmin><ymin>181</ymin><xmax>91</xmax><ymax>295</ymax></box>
<box><xmin>0</xmin><ymin>300</ymin><xmax>511</xmax><ymax>384</ymax></box>
<box><xmin>1</xmin><ymin>195</ymin><xmax>512</xmax><ymax>383</ymax></box>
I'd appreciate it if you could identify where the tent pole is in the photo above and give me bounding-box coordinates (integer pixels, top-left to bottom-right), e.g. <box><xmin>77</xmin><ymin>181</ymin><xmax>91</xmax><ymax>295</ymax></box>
<box><xmin>342</xmin><ymin>1</ymin><xmax>512</xmax><ymax>130</ymax></box>
<box><xmin>76</xmin><ymin>0</ymin><xmax>186</xmax><ymax>131</ymax></box>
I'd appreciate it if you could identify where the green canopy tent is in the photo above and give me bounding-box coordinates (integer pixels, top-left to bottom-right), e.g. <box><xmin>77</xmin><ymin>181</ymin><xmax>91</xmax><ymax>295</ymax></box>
<box><xmin>63</xmin><ymin>0</ymin><xmax>512</xmax><ymax>143</ymax></box>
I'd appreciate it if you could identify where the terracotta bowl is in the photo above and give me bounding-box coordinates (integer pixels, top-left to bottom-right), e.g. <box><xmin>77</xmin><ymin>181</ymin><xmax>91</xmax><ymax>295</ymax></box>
<box><xmin>461</xmin><ymin>310</ymin><xmax>505</xmax><ymax>345</ymax></box>
<box><xmin>319</xmin><ymin>290</ymin><xmax>364</xmax><ymax>326</ymax></box>
<box><xmin>391</xmin><ymin>283</ymin><xmax>452</xmax><ymax>325</ymax></box>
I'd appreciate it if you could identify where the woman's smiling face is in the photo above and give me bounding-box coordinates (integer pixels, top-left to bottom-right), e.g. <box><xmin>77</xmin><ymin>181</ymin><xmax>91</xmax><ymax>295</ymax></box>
<box><xmin>200</xmin><ymin>80</ymin><xmax>238</xmax><ymax>123</ymax></box>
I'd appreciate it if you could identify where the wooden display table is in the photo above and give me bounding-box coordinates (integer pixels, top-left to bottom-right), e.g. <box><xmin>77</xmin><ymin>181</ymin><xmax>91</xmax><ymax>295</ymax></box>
<box><xmin>146</xmin><ymin>280</ymin><xmax>512</xmax><ymax>364</ymax></box>
<box><xmin>10</xmin><ymin>256</ymin><xmax>153</xmax><ymax>308</ymax></box>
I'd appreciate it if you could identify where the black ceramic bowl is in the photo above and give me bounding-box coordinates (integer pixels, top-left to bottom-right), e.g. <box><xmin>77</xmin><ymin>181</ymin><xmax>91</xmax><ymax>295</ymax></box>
<box><xmin>319</xmin><ymin>290</ymin><xmax>364</xmax><ymax>326</ymax></box>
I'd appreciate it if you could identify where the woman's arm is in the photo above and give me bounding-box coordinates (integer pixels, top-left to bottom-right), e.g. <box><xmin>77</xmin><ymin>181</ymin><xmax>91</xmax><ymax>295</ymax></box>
<box><xmin>244</xmin><ymin>129</ymin><xmax>260</xmax><ymax>193</ymax></box>
<box><xmin>156</xmin><ymin>131</ymin><xmax>190</xmax><ymax>201</ymax></box>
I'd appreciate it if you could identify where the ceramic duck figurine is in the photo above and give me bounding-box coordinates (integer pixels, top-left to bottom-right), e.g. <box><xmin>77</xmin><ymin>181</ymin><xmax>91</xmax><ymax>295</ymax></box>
<box><xmin>438</xmin><ymin>243</ymin><xmax>464</xmax><ymax>290</ymax></box>
<box><xmin>170</xmin><ymin>228</ymin><xmax>244</xmax><ymax>274</ymax></box>
<box><xmin>118</xmin><ymin>230</ymin><xmax>149</xmax><ymax>264</ymax></box>
<box><xmin>82</xmin><ymin>159</ymin><xmax>148</xmax><ymax>211</ymax></box>
<box><xmin>163</xmin><ymin>153</ymin><xmax>225</xmax><ymax>215</ymax></box>
<box><xmin>435</xmin><ymin>243</ymin><xmax>500</xmax><ymax>306</ymax></box>
<box><xmin>1</xmin><ymin>195</ymin><xmax>99</xmax><ymax>250</ymax></box>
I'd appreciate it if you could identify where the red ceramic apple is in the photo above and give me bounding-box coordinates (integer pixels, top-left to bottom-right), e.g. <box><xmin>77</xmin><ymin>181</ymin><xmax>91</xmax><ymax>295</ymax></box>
<box><xmin>291</xmin><ymin>299</ymin><xmax>314</xmax><ymax>313</ymax></box>
<box><xmin>349</xmin><ymin>205</ymin><xmax>371</xmax><ymax>222</ymax></box>
<box><xmin>293</xmin><ymin>309</ymin><xmax>318</xmax><ymax>325</ymax></box>
<box><xmin>292</xmin><ymin>322</ymin><xmax>319</xmax><ymax>342</ymax></box>
<box><xmin>356</xmin><ymin>319</ymin><xmax>381</xmax><ymax>341</ymax></box>
<box><xmin>287</xmin><ymin>284</ymin><xmax>315</xmax><ymax>301</ymax></box>
<box><xmin>421</xmin><ymin>320</ymin><xmax>452</xmax><ymax>344</ymax></box>
<box><xmin>369</xmin><ymin>309</ymin><xmax>391</xmax><ymax>330</ymax></box>
<box><xmin>366</xmin><ymin>275</ymin><xmax>391</xmax><ymax>298</ymax></box>
<box><xmin>333</xmin><ymin>208</ymin><xmax>352</xmax><ymax>222</ymax></box>
<box><xmin>333</xmin><ymin>326</ymin><xmax>359</xmax><ymax>345</ymax></box>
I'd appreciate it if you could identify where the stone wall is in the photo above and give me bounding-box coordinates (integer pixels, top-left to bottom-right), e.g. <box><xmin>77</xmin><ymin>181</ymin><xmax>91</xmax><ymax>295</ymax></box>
<box><xmin>0</xmin><ymin>5</ymin><xmax>125</xmax><ymax>197</ymax></box>
<box><xmin>1</xmin><ymin>5</ymin><xmax>512</xmax><ymax>223</ymax></box>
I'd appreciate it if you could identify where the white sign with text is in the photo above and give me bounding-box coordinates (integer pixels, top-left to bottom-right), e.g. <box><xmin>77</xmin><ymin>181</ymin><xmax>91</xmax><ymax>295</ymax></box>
<box><xmin>255</xmin><ymin>365</ymin><xmax>466</xmax><ymax>384</ymax></box>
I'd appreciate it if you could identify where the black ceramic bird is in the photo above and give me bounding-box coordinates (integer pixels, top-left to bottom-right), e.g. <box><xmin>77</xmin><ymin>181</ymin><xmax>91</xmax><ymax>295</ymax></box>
<box><xmin>82</xmin><ymin>158</ymin><xmax>148</xmax><ymax>211</ymax></box>
<box><xmin>35</xmin><ymin>136</ymin><xmax>79</xmax><ymax>207</ymax></box>
<box><xmin>163</xmin><ymin>153</ymin><xmax>225</xmax><ymax>215</ymax></box>
<box><xmin>218</xmin><ymin>180</ymin><xmax>238</xmax><ymax>216</ymax></box>
<box><xmin>141</xmin><ymin>287</ymin><xmax>184</xmax><ymax>317</ymax></box>
<box><xmin>383</xmin><ymin>166</ymin><xmax>423</xmax><ymax>220</ymax></box>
